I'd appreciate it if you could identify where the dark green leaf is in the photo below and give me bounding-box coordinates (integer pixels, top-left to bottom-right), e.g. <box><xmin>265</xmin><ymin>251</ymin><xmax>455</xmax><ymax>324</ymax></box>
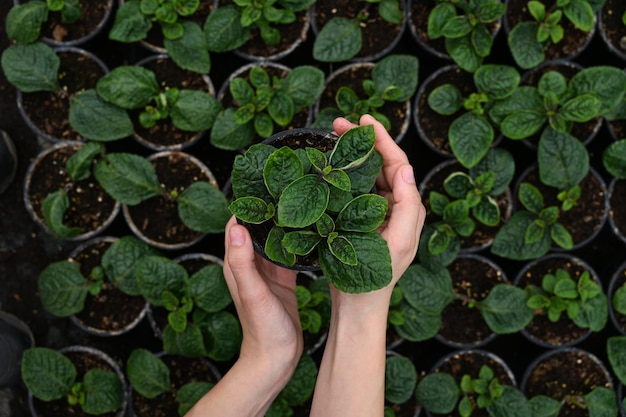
<box><xmin>393</xmin><ymin>301</ymin><xmax>442</xmax><ymax>342</ymax></box>
<box><xmin>41</xmin><ymin>189</ymin><xmax>82</xmax><ymax>239</ymax></box>
<box><xmin>491</xmin><ymin>211</ymin><xmax>551</xmax><ymax>260</ymax></box>
<box><xmin>335</xmin><ymin>194</ymin><xmax>388</xmax><ymax>232</ymax></box>
<box><xmin>96</xmin><ymin>66</ymin><xmax>159</xmax><ymax>109</ymax></box>
<box><xmin>164</xmin><ymin>21</ymin><xmax>210</xmax><ymax>74</ymax></box>
<box><xmin>210</xmin><ymin>108</ymin><xmax>256</xmax><ymax>150</ymax></box>
<box><xmin>486</xmin><ymin>386</ymin><xmax>531</xmax><ymax>417</ymax></box>
<box><xmin>38</xmin><ymin>261</ymin><xmax>89</xmax><ymax>317</ymax></box>
<box><xmin>328</xmin><ymin>235</ymin><xmax>357</xmax><ymax>266</ymax></box>
<box><xmin>1</xmin><ymin>43</ymin><xmax>59</xmax><ymax>92</ymax></box>
<box><xmin>398</xmin><ymin>264</ymin><xmax>455</xmax><ymax>315</ymax></box>
<box><xmin>282</xmin><ymin>66</ymin><xmax>325</xmax><ymax>108</ymax></box>
<box><xmin>427</xmin><ymin>3</ymin><xmax>456</xmax><ymax>39</ymax></box>
<box><xmin>428</xmin><ymin>84</ymin><xmax>463</xmax><ymax>116</ymax></box>
<box><xmin>282</xmin><ymin>231</ymin><xmax>322</xmax><ymax>255</ymax></box>
<box><xmin>265</xmin><ymin>225</ymin><xmax>296</xmax><ymax>267</ymax></box>
<box><xmin>179</xmin><ymin>181</ymin><xmax>230</xmax><ymax>233</ymax></box>
<box><xmin>163</xmin><ymin>323</ymin><xmax>207</xmax><ymax>357</ymax></box>
<box><xmin>6</xmin><ymin>1</ymin><xmax>48</xmax><ymax>43</ymax></box>
<box><xmin>472</xmin><ymin>197</ymin><xmax>500</xmax><ymax>226</ymax></box>
<box><xmin>446</xmin><ymin>35</ymin><xmax>482</xmax><ymax>73</ymax></box>
<box><xmin>189</xmin><ymin>264</ymin><xmax>232</xmax><ymax>313</ymax></box>
<box><xmin>281</xmin><ymin>354</ymin><xmax>318</xmax><ymax>406</ymax></box>
<box><xmin>229</xmin><ymin>196</ymin><xmax>270</xmax><ymax>224</ymax></box>
<box><xmin>603</xmin><ymin>139</ymin><xmax>626</xmax><ymax>179</ymax></box>
<box><xmin>371</xmin><ymin>54</ymin><xmax>419</xmax><ymax>102</ymax></box>
<box><xmin>529</xmin><ymin>395</ymin><xmax>561</xmax><ymax>417</ymax></box>
<box><xmin>385</xmin><ymin>356</ymin><xmax>417</xmax><ymax>405</ymax></box>
<box><xmin>313</xmin><ymin>17</ymin><xmax>361</xmax><ymax>62</ymax></box>
<box><xmin>177</xmin><ymin>382</ymin><xmax>213</xmax><ymax>416</ymax></box>
<box><xmin>200</xmin><ymin>311</ymin><xmax>242</xmax><ymax>362</ymax></box>
<box><xmin>416</xmin><ymin>373</ymin><xmax>460</xmax><ymax>414</ymax></box>
<box><xmin>263</xmin><ymin>146</ymin><xmax>303</xmax><ymax>200</ymax></box>
<box><xmin>135</xmin><ymin>256</ymin><xmax>188</xmax><ymax>306</ymax></box>
<box><xmin>583</xmin><ymin>386</ymin><xmax>618</xmax><ymax>417</ymax></box>
<box><xmin>277</xmin><ymin>175</ymin><xmax>329</xmax><ymax>228</ymax></box>
<box><xmin>125</xmin><ymin>349</ymin><xmax>170</xmax><ymax>399</ymax></box>
<box><xmin>94</xmin><ymin>153</ymin><xmax>162</xmax><ymax>205</ymax></box>
<box><xmin>474</xmin><ymin>65</ymin><xmax>520</xmax><ymax>100</ymax></box>
<box><xmin>109</xmin><ymin>1</ymin><xmax>152</xmax><ymax>42</ymax></box>
<box><xmin>69</xmin><ymin>90</ymin><xmax>133</xmax><ymax>142</ymax></box>
<box><xmin>205</xmin><ymin>5</ymin><xmax>249</xmax><ymax>52</ymax></box>
<box><xmin>449</xmin><ymin>112</ymin><xmax>494</xmax><ymax>168</ymax></box>
<box><xmin>231</xmin><ymin>144</ymin><xmax>275</xmax><ymax>200</ymax></box>
<box><xmin>607</xmin><ymin>336</ymin><xmax>626</xmax><ymax>386</ymax></box>
<box><xmin>570</xmin><ymin>66</ymin><xmax>626</xmax><ymax>114</ymax></box>
<box><xmin>21</xmin><ymin>348</ymin><xmax>75</xmax><ymax>401</ymax></box>
<box><xmin>507</xmin><ymin>22</ymin><xmax>544</xmax><ymax>70</ymax></box>
<box><xmin>479</xmin><ymin>284</ymin><xmax>533</xmax><ymax>334</ymax></box>
<box><xmin>171</xmin><ymin>90</ymin><xmax>221</xmax><ymax>131</ymax></box>
<box><xmin>538</xmin><ymin>128</ymin><xmax>589</xmax><ymax>189</ymax></box>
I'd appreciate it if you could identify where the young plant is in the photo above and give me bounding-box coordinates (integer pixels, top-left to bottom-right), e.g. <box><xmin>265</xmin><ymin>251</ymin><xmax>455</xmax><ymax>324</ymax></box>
<box><xmin>204</xmin><ymin>0</ymin><xmax>315</xmax><ymax>53</ymax></box>
<box><xmin>426</xmin><ymin>0</ymin><xmax>506</xmax><ymax>72</ymax></box>
<box><xmin>491</xmin><ymin>128</ymin><xmax>589</xmax><ymax>260</ymax></box>
<box><xmin>38</xmin><ymin>236</ymin><xmax>158</xmax><ymax>317</ymax></box>
<box><xmin>384</xmin><ymin>354</ymin><xmax>418</xmax><ymax>417</ymax></box>
<box><xmin>135</xmin><ymin>255</ymin><xmax>242</xmax><ymax>360</ymax></box>
<box><xmin>296</xmin><ymin>278</ymin><xmax>331</xmax><ymax>335</ymax></box>
<box><xmin>229</xmin><ymin>125</ymin><xmax>391</xmax><ymax>294</ymax></box>
<box><xmin>312</xmin><ymin>54</ymin><xmax>419</xmax><ymax>133</ymax></box>
<box><xmin>427</xmin><ymin>64</ymin><xmax>520</xmax><ymax>168</ymax></box>
<box><xmin>490</xmin><ymin>66</ymin><xmax>626</xmax><ymax>141</ymax></box>
<box><xmin>210</xmin><ymin>64</ymin><xmax>325</xmax><ymax>151</ymax></box>
<box><xmin>5</xmin><ymin>0</ymin><xmax>81</xmax><ymax>44</ymax></box>
<box><xmin>126</xmin><ymin>348</ymin><xmax>215</xmax><ymax>416</ymax></box>
<box><xmin>526</xmin><ymin>386</ymin><xmax>617</xmax><ymax>417</ymax></box>
<box><xmin>415</xmin><ymin>365</ymin><xmax>530</xmax><ymax>417</ymax></box>
<box><xmin>507</xmin><ymin>0</ymin><xmax>603</xmax><ymax>69</ymax></box>
<box><xmin>607</xmin><ymin>336</ymin><xmax>626</xmax><ymax>414</ymax></box>
<box><xmin>312</xmin><ymin>1</ymin><xmax>403</xmax><ymax>62</ymax></box>
<box><xmin>427</xmin><ymin>148</ymin><xmax>516</xmax><ymax>255</ymax></box>
<box><xmin>109</xmin><ymin>0</ymin><xmax>210</xmax><ymax>73</ymax></box>
<box><xmin>603</xmin><ymin>139</ymin><xmax>626</xmax><ymax>180</ymax></box>
<box><xmin>21</xmin><ymin>347</ymin><xmax>124</xmax><ymax>415</ymax></box>
<box><xmin>265</xmin><ymin>354</ymin><xmax>318</xmax><ymax>417</ymax></box>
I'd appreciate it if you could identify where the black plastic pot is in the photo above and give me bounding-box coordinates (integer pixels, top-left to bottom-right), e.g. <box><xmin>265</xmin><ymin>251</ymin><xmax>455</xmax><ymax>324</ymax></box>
<box><xmin>608</xmin><ymin>178</ymin><xmax>626</xmax><ymax>245</ymax></box>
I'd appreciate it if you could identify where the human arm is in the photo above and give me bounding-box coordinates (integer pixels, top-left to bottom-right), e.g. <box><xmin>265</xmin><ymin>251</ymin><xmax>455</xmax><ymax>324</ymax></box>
<box><xmin>309</xmin><ymin>114</ymin><xmax>426</xmax><ymax>417</ymax></box>
<box><xmin>185</xmin><ymin>217</ymin><xmax>303</xmax><ymax>417</ymax></box>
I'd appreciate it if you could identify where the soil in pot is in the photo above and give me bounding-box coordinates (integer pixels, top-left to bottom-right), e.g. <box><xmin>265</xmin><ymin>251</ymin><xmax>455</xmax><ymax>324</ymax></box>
<box><xmin>312</xmin><ymin>0</ymin><xmax>405</xmax><ymax>61</ymax></box>
<box><xmin>609</xmin><ymin>179</ymin><xmax>626</xmax><ymax>243</ymax></box>
<box><xmin>130</xmin><ymin>354</ymin><xmax>219</xmax><ymax>417</ymax></box>
<box><xmin>132</xmin><ymin>56</ymin><xmax>215</xmax><ymax>150</ymax></box>
<box><xmin>19</xmin><ymin>49</ymin><xmax>107</xmax><ymax>142</ymax></box>
<box><xmin>25</xmin><ymin>143</ymin><xmax>118</xmax><ymax>239</ymax></box>
<box><xmin>515</xmin><ymin>254</ymin><xmax>598</xmax><ymax>347</ymax></box>
<box><xmin>436</xmin><ymin>255</ymin><xmax>506</xmax><ymax>347</ymax></box>
<box><xmin>599</xmin><ymin>0</ymin><xmax>626</xmax><ymax>61</ymax></box>
<box><xmin>518</xmin><ymin>167</ymin><xmax>607</xmax><ymax>249</ymax></box>
<box><xmin>316</xmin><ymin>63</ymin><xmax>410</xmax><ymax>143</ymax></box>
<box><xmin>522</xmin><ymin>348</ymin><xmax>613</xmax><ymax>417</ymax></box>
<box><xmin>70</xmin><ymin>238</ymin><xmax>147</xmax><ymax>335</ymax></box>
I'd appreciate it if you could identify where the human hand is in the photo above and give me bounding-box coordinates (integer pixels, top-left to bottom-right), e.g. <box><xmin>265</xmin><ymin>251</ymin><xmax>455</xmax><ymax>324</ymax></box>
<box><xmin>223</xmin><ymin>216</ymin><xmax>303</xmax><ymax>382</ymax></box>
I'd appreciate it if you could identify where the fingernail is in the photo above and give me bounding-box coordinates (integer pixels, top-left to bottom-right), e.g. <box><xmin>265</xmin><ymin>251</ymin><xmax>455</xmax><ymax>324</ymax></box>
<box><xmin>230</xmin><ymin>227</ymin><xmax>245</xmax><ymax>247</ymax></box>
<box><xmin>402</xmin><ymin>166</ymin><xmax>416</xmax><ymax>184</ymax></box>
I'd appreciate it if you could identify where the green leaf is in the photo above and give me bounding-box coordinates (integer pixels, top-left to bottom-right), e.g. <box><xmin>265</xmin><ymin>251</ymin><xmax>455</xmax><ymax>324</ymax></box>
<box><xmin>265</xmin><ymin>225</ymin><xmax>296</xmax><ymax>267</ymax></box>
<box><xmin>446</xmin><ymin>35</ymin><xmax>482</xmax><ymax>73</ymax></box>
<box><xmin>563</xmin><ymin>0</ymin><xmax>595</xmax><ymax>32</ymax></box>
<box><xmin>518</xmin><ymin>182</ymin><xmax>544</xmax><ymax>213</ymax></box>
<box><xmin>428</xmin><ymin>84</ymin><xmax>463</xmax><ymax>116</ymax></box>
<box><xmin>443</xmin><ymin>199</ymin><xmax>470</xmax><ymax>226</ymax></box>
<box><xmin>200</xmin><ymin>310</ymin><xmax>242</xmax><ymax>362</ymax></box>
<box><xmin>371</xmin><ymin>54</ymin><xmax>419</xmax><ymax>102</ymax></box>
<box><xmin>428</xmin><ymin>3</ymin><xmax>456</xmax><ymax>39</ymax></box>
<box><xmin>570</xmin><ymin>66</ymin><xmax>626</xmax><ymax>114</ymax></box>
<box><xmin>607</xmin><ymin>336</ymin><xmax>626</xmax><ymax>386</ymax></box>
<box><xmin>508</xmin><ymin>22</ymin><xmax>544</xmax><ymax>70</ymax></box>
<box><xmin>281</xmin><ymin>354</ymin><xmax>318</xmax><ymax>406</ymax></box>
<box><xmin>328</xmin><ymin>234</ymin><xmax>358</xmax><ymax>265</ymax></box>
<box><xmin>500</xmin><ymin>110</ymin><xmax>546</xmax><ymax>140</ymax></box>
<box><xmin>126</xmin><ymin>349</ymin><xmax>170</xmax><ymax>399</ymax></box>
<box><xmin>210</xmin><ymin>108</ymin><xmax>256</xmax><ymax>150</ymax></box>
<box><xmin>393</xmin><ymin>300</ymin><xmax>442</xmax><ymax>341</ymax></box>
<box><xmin>94</xmin><ymin>153</ymin><xmax>162</xmax><ymax>205</ymax></box>
<box><xmin>416</xmin><ymin>373</ymin><xmax>460</xmax><ymax>414</ymax></box>
<box><xmin>529</xmin><ymin>395</ymin><xmax>561</xmax><ymax>417</ymax></box>
<box><xmin>614</xmin><ymin>286</ymin><xmax>626</xmax><ymax>315</ymax></box>
<box><xmin>550</xmin><ymin>222</ymin><xmax>574</xmax><ymax>249</ymax></box>
<box><xmin>583</xmin><ymin>386</ymin><xmax>618</xmax><ymax>417</ymax></box>
<box><xmin>313</xmin><ymin>17</ymin><xmax>361</xmax><ymax>62</ymax></box>
<box><xmin>268</xmin><ymin>92</ymin><xmax>295</xmax><ymax>127</ymax></box>
<box><xmin>282</xmin><ymin>231</ymin><xmax>322</xmax><ymax>256</ymax></box>
<box><xmin>189</xmin><ymin>264</ymin><xmax>232</xmax><ymax>313</ymax></box>
<box><xmin>330</xmin><ymin>125</ymin><xmax>376</xmax><ymax>169</ymax></box>
<box><xmin>135</xmin><ymin>255</ymin><xmax>188</xmax><ymax>306</ymax></box>
<box><xmin>472</xmin><ymin>197</ymin><xmax>500</xmax><ymax>227</ymax></box>
<box><xmin>21</xmin><ymin>348</ymin><xmax>76</xmax><ymax>401</ymax></box>
<box><xmin>109</xmin><ymin>1</ymin><xmax>152</xmax><ymax>42</ymax></box>
<box><xmin>38</xmin><ymin>261</ymin><xmax>89</xmax><ymax>317</ymax></box>
<box><xmin>603</xmin><ymin>139</ymin><xmax>626</xmax><ymax>179</ymax></box>
<box><xmin>264</xmin><ymin>146</ymin><xmax>303</xmax><ymax>200</ymax></box>
<box><xmin>281</xmin><ymin>65</ymin><xmax>325</xmax><ymax>108</ymax></box>
<box><xmin>178</xmin><ymin>181</ymin><xmax>230</xmax><ymax>233</ymax></box>
<box><xmin>96</xmin><ymin>66</ymin><xmax>159</xmax><ymax>109</ymax></box>
<box><xmin>323</xmin><ymin>169</ymin><xmax>351</xmax><ymax>192</ymax></box>
<box><xmin>449</xmin><ymin>112</ymin><xmax>494</xmax><ymax>168</ymax></box>
<box><xmin>205</xmin><ymin>5</ymin><xmax>250</xmax><ymax>52</ymax></box>
<box><xmin>177</xmin><ymin>382</ymin><xmax>214</xmax><ymax>416</ymax></box>
<box><xmin>385</xmin><ymin>356</ymin><xmax>417</xmax><ymax>405</ymax></box>
<box><xmin>164</xmin><ymin>21</ymin><xmax>211</xmax><ymax>74</ymax></box>
<box><xmin>65</xmin><ymin>142</ymin><xmax>103</xmax><ymax>181</ymax></box>
<box><xmin>573</xmin><ymin>293</ymin><xmax>608</xmax><ymax>331</ymax></box>
<box><xmin>6</xmin><ymin>1</ymin><xmax>48</xmax><ymax>43</ymax></box>
<box><xmin>69</xmin><ymin>89</ymin><xmax>133</xmax><ymax>142</ymax></box>
<box><xmin>491</xmin><ymin>211</ymin><xmax>551</xmax><ymax>260</ymax></box>
<box><xmin>1</xmin><ymin>43</ymin><xmax>60</xmax><ymax>92</ymax></box>
<box><xmin>470</xmin><ymin>148</ymin><xmax>515</xmax><ymax>196</ymax></box>
<box><xmin>474</xmin><ymin>65</ymin><xmax>520</xmax><ymax>100</ymax></box>
<box><xmin>444</xmin><ymin>172</ymin><xmax>473</xmax><ymax>199</ymax></box>
<box><xmin>398</xmin><ymin>264</ymin><xmax>455</xmax><ymax>315</ymax></box>
<box><xmin>277</xmin><ymin>175</ymin><xmax>329</xmax><ymax>228</ymax></box>
<box><xmin>171</xmin><ymin>90</ymin><xmax>221</xmax><ymax>131</ymax></box>
<box><xmin>229</xmin><ymin>196</ymin><xmax>270</xmax><ymax>224</ymax></box>
<box><xmin>101</xmin><ymin>236</ymin><xmax>158</xmax><ymax>296</ymax></box>
<box><xmin>163</xmin><ymin>323</ymin><xmax>207</xmax><ymax>357</ymax></box>
<box><xmin>41</xmin><ymin>189</ymin><xmax>82</xmax><ymax>239</ymax></box>
<box><xmin>442</xmin><ymin>15</ymin><xmax>473</xmax><ymax>38</ymax></box>
<box><xmin>486</xmin><ymin>386</ymin><xmax>531</xmax><ymax>417</ymax></box>
<box><xmin>472</xmin><ymin>24</ymin><xmax>493</xmax><ymax>58</ymax></box>
<box><xmin>335</xmin><ymin>194</ymin><xmax>388</xmax><ymax>232</ymax></box>
<box><xmin>559</xmin><ymin>94</ymin><xmax>602</xmax><ymax>122</ymax></box>
<box><xmin>479</xmin><ymin>284</ymin><xmax>533</xmax><ymax>334</ymax></box>
<box><xmin>231</xmin><ymin>144</ymin><xmax>275</xmax><ymax>201</ymax></box>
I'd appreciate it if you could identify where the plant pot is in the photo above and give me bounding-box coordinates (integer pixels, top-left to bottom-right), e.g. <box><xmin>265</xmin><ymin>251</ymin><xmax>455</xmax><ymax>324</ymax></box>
<box><xmin>435</xmin><ymin>254</ymin><xmax>508</xmax><ymax>348</ymax></box>
<box><xmin>16</xmin><ymin>46</ymin><xmax>109</xmax><ymax>144</ymax></box>
<box><xmin>515</xmin><ymin>164</ymin><xmax>608</xmax><ymax>251</ymax></box>
<box><xmin>23</xmin><ymin>141</ymin><xmax>121</xmax><ymax>241</ymax></box>
<box><xmin>520</xmin><ymin>347</ymin><xmax>615</xmax><ymax>414</ymax></box>
<box><xmin>413</xmin><ymin>65</ymin><xmax>503</xmax><ymax>158</ymax></box>
<box><xmin>609</xmin><ymin>260</ymin><xmax>626</xmax><ymax>335</ymax></box>
<box><xmin>122</xmin><ymin>151</ymin><xmax>220</xmax><ymax>250</ymax></box>
<box><xmin>598</xmin><ymin>0</ymin><xmax>626</xmax><ymax>61</ymax></box>
<box><xmin>67</xmin><ymin>236</ymin><xmax>149</xmax><ymax>337</ymax></box>
<box><xmin>128</xmin><ymin>351</ymin><xmax>220</xmax><ymax>417</ymax></box>
<box><xmin>130</xmin><ymin>54</ymin><xmax>216</xmax><ymax>151</ymax></box>
<box><xmin>310</xmin><ymin>0</ymin><xmax>407</xmax><ymax>62</ymax></box>
<box><xmin>419</xmin><ymin>159</ymin><xmax>513</xmax><ymax>253</ymax></box>
<box><xmin>27</xmin><ymin>345</ymin><xmax>128</xmax><ymax>417</ymax></box>
<box><xmin>0</xmin><ymin>310</ymin><xmax>34</xmax><ymax>389</ymax></box>
<box><xmin>214</xmin><ymin>0</ymin><xmax>311</xmax><ymax>61</ymax></box>
<box><xmin>513</xmin><ymin>253</ymin><xmax>603</xmax><ymax>348</ymax></box>
<box><xmin>12</xmin><ymin>0</ymin><xmax>114</xmax><ymax>47</ymax></box>
<box><xmin>314</xmin><ymin>61</ymin><xmax>412</xmax><ymax>143</ymax></box>
<box><xmin>608</xmin><ymin>178</ymin><xmax>626</xmax><ymax>244</ymax></box>
<box><xmin>518</xmin><ymin>60</ymin><xmax>603</xmax><ymax>150</ymax></box>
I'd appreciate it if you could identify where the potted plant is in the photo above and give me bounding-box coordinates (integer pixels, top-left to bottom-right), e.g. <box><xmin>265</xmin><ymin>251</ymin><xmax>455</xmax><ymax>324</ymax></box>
<box><xmin>312</xmin><ymin>53</ymin><xmax>419</xmax><ymax>144</ymax></box>
<box><xmin>109</xmin><ymin>0</ymin><xmax>212</xmax><ymax>74</ymax></box>
<box><xmin>6</xmin><ymin>0</ymin><xmax>114</xmax><ymax>46</ymax></box>
<box><xmin>205</xmin><ymin>0</ymin><xmax>315</xmax><ymax>61</ymax></box>
<box><xmin>126</xmin><ymin>348</ymin><xmax>220</xmax><ymax>417</ymax></box>
<box><xmin>311</xmin><ymin>0</ymin><xmax>406</xmax><ymax>62</ymax></box>
<box><xmin>415</xmin><ymin>64</ymin><xmax>519</xmax><ymax>165</ymax></box>
<box><xmin>599</xmin><ymin>0</ymin><xmax>626</xmax><ymax>60</ymax></box>
<box><xmin>22</xmin><ymin>346</ymin><xmax>127</xmax><ymax>417</ymax></box>
<box><xmin>228</xmin><ymin>124</ymin><xmax>392</xmax><ymax>294</ymax></box>
<box><xmin>603</xmin><ymin>138</ymin><xmax>626</xmax><ymax>244</ymax></box>
<box><xmin>408</xmin><ymin>0</ymin><xmax>505</xmax><ymax>73</ymax></box>
<box><xmin>37</xmin><ymin>235</ymin><xmax>156</xmax><ymax>336</ymax></box>
<box><xmin>505</xmin><ymin>0</ymin><xmax>602</xmax><ymax>69</ymax></box>
<box><xmin>384</xmin><ymin>353</ymin><xmax>420</xmax><ymax>417</ymax></box>
<box><xmin>210</xmin><ymin>62</ymin><xmax>325</xmax><ymax>151</ymax></box>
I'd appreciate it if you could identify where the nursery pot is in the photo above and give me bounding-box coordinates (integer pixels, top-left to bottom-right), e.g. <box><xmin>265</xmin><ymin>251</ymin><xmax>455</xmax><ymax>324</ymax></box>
<box><xmin>0</xmin><ymin>310</ymin><xmax>34</xmax><ymax>389</ymax></box>
<box><xmin>608</xmin><ymin>178</ymin><xmax>626</xmax><ymax>245</ymax></box>
<box><xmin>609</xmin><ymin>260</ymin><xmax>626</xmax><ymax>336</ymax></box>
<box><xmin>598</xmin><ymin>0</ymin><xmax>626</xmax><ymax>61</ymax></box>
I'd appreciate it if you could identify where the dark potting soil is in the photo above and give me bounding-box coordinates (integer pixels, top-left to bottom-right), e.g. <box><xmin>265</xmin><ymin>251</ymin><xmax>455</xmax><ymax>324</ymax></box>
<box><xmin>600</xmin><ymin>0</ymin><xmax>626</xmax><ymax>58</ymax></box>
<box><xmin>20</xmin><ymin>51</ymin><xmax>106</xmax><ymax>141</ymax></box>
<box><xmin>26</xmin><ymin>145</ymin><xmax>118</xmax><ymax>235</ymax></box>
<box><xmin>610</xmin><ymin>179</ymin><xmax>626</xmax><ymax>241</ymax></box>
<box><xmin>32</xmin><ymin>0</ymin><xmax>111</xmax><ymax>44</ymax></box>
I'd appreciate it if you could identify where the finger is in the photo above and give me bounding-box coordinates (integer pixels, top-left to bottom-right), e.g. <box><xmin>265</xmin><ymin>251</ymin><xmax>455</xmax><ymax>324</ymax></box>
<box><xmin>332</xmin><ymin>117</ymin><xmax>358</xmax><ymax>136</ymax></box>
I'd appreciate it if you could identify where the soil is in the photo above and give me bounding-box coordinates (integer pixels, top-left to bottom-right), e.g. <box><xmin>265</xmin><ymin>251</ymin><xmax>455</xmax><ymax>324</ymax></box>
<box><xmin>610</xmin><ymin>264</ymin><xmax>626</xmax><ymax>333</ymax></box>
<box><xmin>25</xmin><ymin>144</ymin><xmax>118</xmax><ymax>237</ymax></box>
<box><xmin>516</xmin><ymin>255</ymin><xmax>596</xmax><ymax>347</ymax></box>
<box><xmin>437</xmin><ymin>256</ymin><xmax>506</xmax><ymax>347</ymax></box>
<box><xmin>600</xmin><ymin>0</ymin><xmax>626</xmax><ymax>60</ymax></box>
<box><xmin>70</xmin><ymin>238</ymin><xmax>147</xmax><ymax>334</ymax></box>
<box><xmin>20</xmin><ymin>51</ymin><xmax>107</xmax><ymax>142</ymax></box>
<box><xmin>522</xmin><ymin>349</ymin><xmax>613</xmax><ymax>417</ymax></box>
<box><xmin>312</xmin><ymin>0</ymin><xmax>405</xmax><ymax>60</ymax></box>
<box><xmin>317</xmin><ymin>63</ymin><xmax>410</xmax><ymax>141</ymax></box>
<box><xmin>519</xmin><ymin>167</ymin><xmax>607</xmax><ymax>248</ymax></box>
<box><xmin>124</xmin><ymin>152</ymin><xmax>214</xmax><ymax>248</ymax></box>
<box><xmin>610</xmin><ymin>179</ymin><xmax>626</xmax><ymax>242</ymax></box>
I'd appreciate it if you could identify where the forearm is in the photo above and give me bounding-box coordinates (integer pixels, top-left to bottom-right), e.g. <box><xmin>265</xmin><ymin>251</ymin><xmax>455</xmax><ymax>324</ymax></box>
<box><xmin>310</xmin><ymin>291</ymin><xmax>391</xmax><ymax>417</ymax></box>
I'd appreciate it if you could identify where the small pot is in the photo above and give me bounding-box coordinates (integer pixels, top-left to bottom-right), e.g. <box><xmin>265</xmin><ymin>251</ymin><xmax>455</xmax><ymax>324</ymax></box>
<box><xmin>12</xmin><ymin>0</ymin><xmax>114</xmax><ymax>47</ymax></box>
<box><xmin>28</xmin><ymin>345</ymin><xmax>128</xmax><ymax>417</ymax></box>
<box><xmin>609</xmin><ymin>260</ymin><xmax>626</xmax><ymax>335</ymax></box>
<box><xmin>122</xmin><ymin>151</ymin><xmax>220</xmax><ymax>251</ymax></box>
<box><xmin>314</xmin><ymin>61</ymin><xmax>411</xmax><ymax>144</ymax></box>
<box><xmin>130</xmin><ymin>54</ymin><xmax>217</xmax><ymax>152</ymax></box>
<box><xmin>23</xmin><ymin>141</ymin><xmax>121</xmax><ymax>242</ymax></box>
<box><xmin>513</xmin><ymin>253</ymin><xmax>603</xmax><ymax>348</ymax></box>
<box><xmin>598</xmin><ymin>0</ymin><xmax>626</xmax><ymax>62</ymax></box>
<box><xmin>16</xmin><ymin>47</ymin><xmax>109</xmax><ymax>144</ymax></box>
<box><xmin>67</xmin><ymin>236</ymin><xmax>149</xmax><ymax>337</ymax></box>
<box><xmin>608</xmin><ymin>178</ymin><xmax>626</xmax><ymax>244</ymax></box>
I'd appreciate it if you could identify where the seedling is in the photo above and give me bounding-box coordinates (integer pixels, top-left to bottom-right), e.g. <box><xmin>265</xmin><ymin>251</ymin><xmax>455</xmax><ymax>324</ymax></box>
<box><xmin>384</xmin><ymin>355</ymin><xmax>418</xmax><ymax>416</ymax></box>
<box><xmin>5</xmin><ymin>0</ymin><xmax>81</xmax><ymax>44</ymax></box>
